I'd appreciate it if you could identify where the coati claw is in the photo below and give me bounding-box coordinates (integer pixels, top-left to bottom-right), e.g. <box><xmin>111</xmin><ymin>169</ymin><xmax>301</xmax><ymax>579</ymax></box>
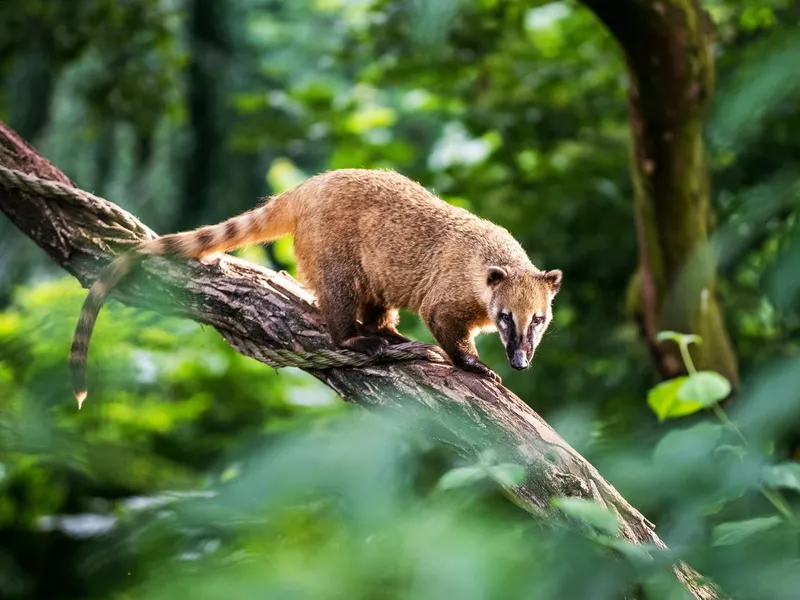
<box><xmin>453</xmin><ymin>356</ymin><xmax>502</xmax><ymax>384</ymax></box>
<box><xmin>471</xmin><ymin>365</ymin><xmax>502</xmax><ymax>384</ymax></box>
<box><xmin>485</xmin><ymin>369</ymin><xmax>502</xmax><ymax>384</ymax></box>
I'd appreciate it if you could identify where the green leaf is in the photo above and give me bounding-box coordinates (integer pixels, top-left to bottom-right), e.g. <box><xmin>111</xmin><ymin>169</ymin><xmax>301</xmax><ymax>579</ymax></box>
<box><xmin>712</xmin><ymin>517</ymin><xmax>782</xmax><ymax>547</ymax></box>
<box><xmin>599</xmin><ymin>538</ymin><xmax>658</xmax><ymax>568</ymax></box>
<box><xmin>653</xmin><ymin>423</ymin><xmax>725</xmax><ymax>468</ymax></box>
<box><xmin>437</xmin><ymin>466</ymin><xmax>487</xmax><ymax>491</ymax></box>
<box><xmin>345</xmin><ymin>106</ymin><xmax>397</xmax><ymax>134</ymax></box>
<box><xmin>764</xmin><ymin>439</ymin><xmax>776</xmax><ymax>456</ymax></box>
<box><xmin>655</xmin><ymin>330</ymin><xmax>679</xmax><ymax>342</ymax></box>
<box><xmin>647</xmin><ymin>377</ymin><xmax>703</xmax><ymax>421</ymax></box>
<box><xmin>655</xmin><ymin>331</ymin><xmax>702</xmax><ymax>346</ymax></box>
<box><xmin>479</xmin><ymin>449</ymin><xmax>498</xmax><ymax>465</ymax></box>
<box><xmin>488</xmin><ymin>463</ymin><xmax>526</xmax><ymax>487</ymax></box>
<box><xmin>715</xmin><ymin>445</ymin><xmax>748</xmax><ymax>461</ymax></box>
<box><xmin>267</xmin><ymin>157</ymin><xmax>307</xmax><ymax>193</ymax></box>
<box><xmin>678</xmin><ymin>371</ymin><xmax>732</xmax><ymax>407</ymax></box>
<box><xmin>762</xmin><ymin>462</ymin><xmax>800</xmax><ymax>493</ymax></box>
<box><xmin>551</xmin><ymin>497</ymin><xmax>620</xmax><ymax>535</ymax></box>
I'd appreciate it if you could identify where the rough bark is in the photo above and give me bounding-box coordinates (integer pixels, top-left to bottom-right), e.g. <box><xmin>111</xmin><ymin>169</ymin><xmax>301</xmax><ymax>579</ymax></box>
<box><xmin>581</xmin><ymin>0</ymin><xmax>739</xmax><ymax>387</ymax></box>
<box><xmin>0</xmin><ymin>121</ymin><xmax>724</xmax><ymax>599</ymax></box>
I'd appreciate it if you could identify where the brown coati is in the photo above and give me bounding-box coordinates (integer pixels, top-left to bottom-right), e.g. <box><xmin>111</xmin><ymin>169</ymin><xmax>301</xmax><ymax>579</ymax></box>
<box><xmin>70</xmin><ymin>168</ymin><xmax>562</xmax><ymax>404</ymax></box>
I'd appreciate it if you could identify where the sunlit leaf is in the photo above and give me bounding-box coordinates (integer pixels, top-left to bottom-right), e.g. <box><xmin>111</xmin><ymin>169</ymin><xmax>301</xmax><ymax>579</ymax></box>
<box><xmin>647</xmin><ymin>376</ymin><xmax>704</xmax><ymax>421</ymax></box>
<box><xmin>488</xmin><ymin>463</ymin><xmax>526</xmax><ymax>487</ymax></box>
<box><xmin>678</xmin><ymin>371</ymin><xmax>732</xmax><ymax>407</ymax></box>
<box><xmin>480</xmin><ymin>449</ymin><xmax>498</xmax><ymax>464</ymax></box>
<box><xmin>655</xmin><ymin>331</ymin><xmax>702</xmax><ymax>346</ymax></box>
<box><xmin>599</xmin><ymin>538</ymin><xmax>658</xmax><ymax>567</ymax></box>
<box><xmin>712</xmin><ymin>517</ymin><xmax>782</xmax><ymax>547</ymax></box>
<box><xmin>551</xmin><ymin>497</ymin><xmax>620</xmax><ymax>535</ymax></box>
<box><xmin>267</xmin><ymin>158</ymin><xmax>307</xmax><ymax>193</ymax></box>
<box><xmin>436</xmin><ymin>466</ymin><xmax>487</xmax><ymax>491</ymax></box>
<box><xmin>345</xmin><ymin>106</ymin><xmax>397</xmax><ymax>134</ymax></box>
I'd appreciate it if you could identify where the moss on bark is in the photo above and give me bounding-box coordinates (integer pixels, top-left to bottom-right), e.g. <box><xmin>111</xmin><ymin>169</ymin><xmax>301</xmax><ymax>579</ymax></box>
<box><xmin>583</xmin><ymin>0</ymin><xmax>739</xmax><ymax>386</ymax></box>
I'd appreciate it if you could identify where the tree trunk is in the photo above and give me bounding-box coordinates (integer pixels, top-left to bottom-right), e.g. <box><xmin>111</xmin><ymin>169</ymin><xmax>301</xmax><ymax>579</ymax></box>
<box><xmin>8</xmin><ymin>39</ymin><xmax>55</xmax><ymax>143</ymax></box>
<box><xmin>581</xmin><ymin>0</ymin><xmax>739</xmax><ymax>387</ymax></box>
<box><xmin>0</xmin><ymin>121</ymin><xmax>725</xmax><ymax>599</ymax></box>
<box><xmin>181</xmin><ymin>0</ymin><xmax>231</xmax><ymax>229</ymax></box>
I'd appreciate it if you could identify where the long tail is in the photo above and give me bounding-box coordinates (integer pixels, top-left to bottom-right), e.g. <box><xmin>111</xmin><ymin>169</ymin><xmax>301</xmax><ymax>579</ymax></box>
<box><xmin>70</xmin><ymin>193</ymin><xmax>296</xmax><ymax>406</ymax></box>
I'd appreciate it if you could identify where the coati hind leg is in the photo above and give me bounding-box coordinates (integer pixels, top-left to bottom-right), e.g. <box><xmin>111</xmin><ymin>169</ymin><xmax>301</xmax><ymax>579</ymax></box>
<box><xmin>422</xmin><ymin>307</ymin><xmax>501</xmax><ymax>383</ymax></box>
<box><xmin>317</xmin><ymin>269</ymin><xmax>389</xmax><ymax>356</ymax></box>
<box><xmin>360</xmin><ymin>302</ymin><xmax>410</xmax><ymax>345</ymax></box>
<box><xmin>198</xmin><ymin>252</ymin><xmax>225</xmax><ymax>266</ymax></box>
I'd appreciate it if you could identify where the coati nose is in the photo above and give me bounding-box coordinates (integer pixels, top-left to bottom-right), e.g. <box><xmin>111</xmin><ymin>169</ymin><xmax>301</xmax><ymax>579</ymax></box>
<box><xmin>510</xmin><ymin>350</ymin><xmax>529</xmax><ymax>370</ymax></box>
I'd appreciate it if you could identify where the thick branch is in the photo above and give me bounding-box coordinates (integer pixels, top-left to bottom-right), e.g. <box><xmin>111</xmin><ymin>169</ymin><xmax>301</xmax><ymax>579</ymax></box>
<box><xmin>0</xmin><ymin>121</ymin><xmax>724</xmax><ymax>599</ymax></box>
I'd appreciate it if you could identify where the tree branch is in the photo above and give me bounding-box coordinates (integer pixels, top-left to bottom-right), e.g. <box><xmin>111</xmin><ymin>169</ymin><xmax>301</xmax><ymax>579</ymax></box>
<box><xmin>0</xmin><ymin>120</ymin><xmax>724</xmax><ymax>599</ymax></box>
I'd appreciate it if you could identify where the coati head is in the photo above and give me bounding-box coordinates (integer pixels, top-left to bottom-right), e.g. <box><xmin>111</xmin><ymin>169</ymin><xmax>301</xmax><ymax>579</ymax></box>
<box><xmin>487</xmin><ymin>266</ymin><xmax>562</xmax><ymax>370</ymax></box>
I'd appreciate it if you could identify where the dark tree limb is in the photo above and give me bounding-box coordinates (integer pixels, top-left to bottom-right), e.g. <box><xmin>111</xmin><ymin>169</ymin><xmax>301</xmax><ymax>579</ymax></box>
<box><xmin>0</xmin><ymin>121</ymin><xmax>724</xmax><ymax>599</ymax></box>
<box><xmin>580</xmin><ymin>0</ymin><xmax>739</xmax><ymax>387</ymax></box>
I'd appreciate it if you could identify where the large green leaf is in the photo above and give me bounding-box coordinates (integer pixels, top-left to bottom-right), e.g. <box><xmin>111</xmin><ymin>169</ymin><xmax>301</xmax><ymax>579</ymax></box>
<box><xmin>551</xmin><ymin>497</ymin><xmax>620</xmax><ymax>535</ymax></box>
<box><xmin>436</xmin><ymin>466</ymin><xmax>487</xmax><ymax>491</ymax></box>
<box><xmin>653</xmin><ymin>423</ymin><xmax>725</xmax><ymax>468</ymax></box>
<box><xmin>762</xmin><ymin>462</ymin><xmax>800</xmax><ymax>493</ymax></box>
<box><xmin>599</xmin><ymin>538</ymin><xmax>659</xmax><ymax>568</ymax></box>
<box><xmin>647</xmin><ymin>377</ymin><xmax>704</xmax><ymax>421</ymax></box>
<box><xmin>678</xmin><ymin>371</ymin><xmax>732</xmax><ymax>407</ymax></box>
<box><xmin>488</xmin><ymin>463</ymin><xmax>526</xmax><ymax>487</ymax></box>
<box><xmin>712</xmin><ymin>517</ymin><xmax>782</xmax><ymax>547</ymax></box>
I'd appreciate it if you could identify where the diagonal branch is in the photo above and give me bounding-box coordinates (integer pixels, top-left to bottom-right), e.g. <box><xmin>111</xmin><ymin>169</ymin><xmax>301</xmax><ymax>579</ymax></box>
<box><xmin>0</xmin><ymin>120</ymin><xmax>724</xmax><ymax>599</ymax></box>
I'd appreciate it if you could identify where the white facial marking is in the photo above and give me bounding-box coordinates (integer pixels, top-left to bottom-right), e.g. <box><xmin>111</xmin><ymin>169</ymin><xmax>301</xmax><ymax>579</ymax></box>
<box><xmin>517</xmin><ymin>313</ymin><xmax>532</xmax><ymax>335</ymax></box>
<box><xmin>481</xmin><ymin>286</ymin><xmax>493</xmax><ymax>306</ymax></box>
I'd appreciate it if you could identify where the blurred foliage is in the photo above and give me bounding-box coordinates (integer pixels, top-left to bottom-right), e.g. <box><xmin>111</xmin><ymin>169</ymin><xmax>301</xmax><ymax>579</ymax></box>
<box><xmin>2</xmin><ymin>0</ymin><xmax>800</xmax><ymax>598</ymax></box>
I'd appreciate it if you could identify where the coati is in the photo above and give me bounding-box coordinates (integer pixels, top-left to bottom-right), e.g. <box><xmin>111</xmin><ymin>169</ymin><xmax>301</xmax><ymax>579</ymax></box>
<box><xmin>70</xmin><ymin>168</ymin><xmax>562</xmax><ymax>404</ymax></box>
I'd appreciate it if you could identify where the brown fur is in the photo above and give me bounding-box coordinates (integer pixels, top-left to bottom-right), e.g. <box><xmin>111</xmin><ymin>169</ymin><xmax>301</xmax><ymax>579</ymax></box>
<box><xmin>70</xmin><ymin>168</ymin><xmax>562</xmax><ymax>403</ymax></box>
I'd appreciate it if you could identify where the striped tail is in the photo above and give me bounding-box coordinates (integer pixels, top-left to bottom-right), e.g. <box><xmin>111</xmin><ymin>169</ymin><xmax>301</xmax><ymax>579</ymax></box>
<box><xmin>69</xmin><ymin>194</ymin><xmax>296</xmax><ymax>407</ymax></box>
<box><xmin>70</xmin><ymin>252</ymin><xmax>145</xmax><ymax>407</ymax></box>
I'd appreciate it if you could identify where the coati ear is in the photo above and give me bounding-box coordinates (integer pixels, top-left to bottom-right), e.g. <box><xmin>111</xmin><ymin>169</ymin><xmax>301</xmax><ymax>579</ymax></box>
<box><xmin>487</xmin><ymin>266</ymin><xmax>508</xmax><ymax>288</ymax></box>
<box><xmin>542</xmin><ymin>269</ymin><xmax>563</xmax><ymax>293</ymax></box>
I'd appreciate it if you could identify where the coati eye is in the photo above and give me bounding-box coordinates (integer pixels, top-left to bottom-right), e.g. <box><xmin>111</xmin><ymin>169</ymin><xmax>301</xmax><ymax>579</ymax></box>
<box><xmin>532</xmin><ymin>315</ymin><xmax>545</xmax><ymax>326</ymax></box>
<box><xmin>500</xmin><ymin>312</ymin><xmax>512</xmax><ymax>324</ymax></box>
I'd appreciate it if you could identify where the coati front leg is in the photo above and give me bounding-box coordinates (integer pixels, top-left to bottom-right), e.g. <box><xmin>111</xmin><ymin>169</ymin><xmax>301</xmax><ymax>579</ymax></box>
<box><xmin>423</xmin><ymin>308</ymin><xmax>501</xmax><ymax>383</ymax></box>
<box><xmin>318</xmin><ymin>271</ymin><xmax>389</xmax><ymax>356</ymax></box>
<box><xmin>360</xmin><ymin>302</ymin><xmax>410</xmax><ymax>345</ymax></box>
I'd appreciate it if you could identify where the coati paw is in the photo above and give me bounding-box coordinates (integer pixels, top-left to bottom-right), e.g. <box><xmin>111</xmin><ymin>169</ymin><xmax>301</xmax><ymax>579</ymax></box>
<box><xmin>339</xmin><ymin>335</ymin><xmax>390</xmax><ymax>356</ymax></box>
<box><xmin>455</xmin><ymin>357</ymin><xmax>502</xmax><ymax>384</ymax></box>
<box><xmin>468</xmin><ymin>364</ymin><xmax>502</xmax><ymax>384</ymax></box>
<box><xmin>198</xmin><ymin>252</ymin><xmax>224</xmax><ymax>266</ymax></box>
